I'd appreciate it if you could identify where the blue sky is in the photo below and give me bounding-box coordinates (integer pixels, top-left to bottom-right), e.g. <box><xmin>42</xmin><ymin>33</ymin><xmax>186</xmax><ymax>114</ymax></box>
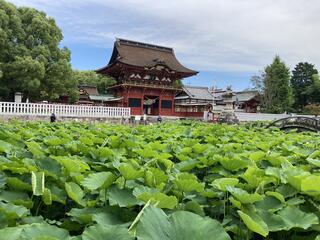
<box><xmin>9</xmin><ymin>0</ymin><xmax>320</xmax><ymax>91</ymax></box>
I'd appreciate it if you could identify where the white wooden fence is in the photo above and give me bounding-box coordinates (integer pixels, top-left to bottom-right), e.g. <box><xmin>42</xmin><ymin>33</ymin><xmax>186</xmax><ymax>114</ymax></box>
<box><xmin>0</xmin><ymin>102</ymin><xmax>130</xmax><ymax>118</ymax></box>
<box><xmin>235</xmin><ymin>112</ymin><xmax>316</xmax><ymax>122</ymax></box>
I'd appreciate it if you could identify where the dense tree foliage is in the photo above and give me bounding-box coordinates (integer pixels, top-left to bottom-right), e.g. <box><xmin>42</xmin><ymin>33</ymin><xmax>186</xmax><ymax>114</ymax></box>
<box><xmin>263</xmin><ymin>56</ymin><xmax>292</xmax><ymax>113</ymax></box>
<box><xmin>72</xmin><ymin>70</ymin><xmax>116</xmax><ymax>94</ymax></box>
<box><xmin>0</xmin><ymin>0</ymin><xmax>77</xmax><ymax>102</ymax></box>
<box><xmin>290</xmin><ymin>62</ymin><xmax>318</xmax><ymax>110</ymax></box>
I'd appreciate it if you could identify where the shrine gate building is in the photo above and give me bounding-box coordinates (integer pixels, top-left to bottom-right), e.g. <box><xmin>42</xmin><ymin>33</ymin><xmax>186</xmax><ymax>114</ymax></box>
<box><xmin>96</xmin><ymin>38</ymin><xmax>198</xmax><ymax>116</ymax></box>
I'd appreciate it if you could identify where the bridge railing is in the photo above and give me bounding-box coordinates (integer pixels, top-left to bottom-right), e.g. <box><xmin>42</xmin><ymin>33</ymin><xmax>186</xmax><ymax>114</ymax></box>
<box><xmin>0</xmin><ymin>102</ymin><xmax>131</xmax><ymax>118</ymax></box>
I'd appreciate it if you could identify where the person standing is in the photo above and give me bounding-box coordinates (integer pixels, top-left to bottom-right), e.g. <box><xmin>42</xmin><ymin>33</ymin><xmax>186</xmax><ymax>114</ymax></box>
<box><xmin>50</xmin><ymin>113</ymin><xmax>56</xmax><ymax>123</ymax></box>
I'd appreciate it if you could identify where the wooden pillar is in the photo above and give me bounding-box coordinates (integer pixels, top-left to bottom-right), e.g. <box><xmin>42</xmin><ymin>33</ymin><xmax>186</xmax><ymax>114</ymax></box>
<box><xmin>141</xmin><ymin>94</ymin><xmax>144</xmax><ymax>115</ymax></box>
<box><xmin>159</xmin><ymin>94</ymin><xmax>162</xmax><ymax>116</ymax></box>
<box><xmin>171</xmin><ymin>92</ymin><xmax>175</xmax><ymax>116</ymax></box>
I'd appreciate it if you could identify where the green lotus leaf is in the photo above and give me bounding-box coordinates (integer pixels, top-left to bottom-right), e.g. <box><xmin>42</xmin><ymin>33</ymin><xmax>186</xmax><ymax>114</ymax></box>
<box><xmin>0</xmin><ymin>201</ymin><xmax>29</xmax><ymax>219</ymax></box>
<box><xmin>44</xmin><ymin>136</ymin><xmax>66</xmax><ymax>146</ymax></box>
<box><xmin>0</xmin><ymin>172</ymin><xmax>6</xmax><ymax>189</ymax></box>
<box><xmin>0</xmin><ymin>140</ymin><xmax>12</xmax><ymax>153</ymax></box>
<box><xmin>54</xmin><ymin>156</ymin><xmax>90</xmax><ymax>173</ymax></box>
<box><xmin>67</xmin><ymin>208</ymin><xmax>100</xmax><ymax>224</ymax></box>
<box><xmin>183</xmin><ymin>200</ymin><xmax>205</xmax><ymax>216</ymax></box>
<box><xmin>278</xmin><ymin>206</ymin><xmax>319</xmax><ymax>230</ymax></box>
<box><xmin>82</xmin><ymin>224</ymin><xmax>133</xmax><ymax>240</ymax></box>
<box><xmin>0</xmin><ymin>190</ymin><xmax>32</xmax><ymax>208</ymax></box>
<box><xmin>227</xmin><ymin>187</ymin><xmax>263</xmax><ymax>204</ymax></box>
<box><xmin>25</xmin><ymin>141</ymin><xmax>44</xmax><ymax>157</ymax></box>
<box><xmin>255</xmin><ymin>196</ymin><xmax>284</xmax><ymax>212</ymax></box>
<box><xmin>238</xmin><ymin>210</ymin><xmax>269</xmax><ymax>237</ymax></box>
<box><xmin>308</xmin><ymin>150</ymin><xmax>320</xmax><ymax>159</ymax></box>
<box><xmin>0</xmin><ymin>226</ymin><xmax>23</xmax><ymax>240</ymax></box>
<box><xmin>118</xmin><ymin>163</ymin><xmax>144</xmax><ymax>180</ymax></box>
<box><xmin>21</xmin><ymin>223</ymin><xmax>70</xmax><ymax>240</ymax></box>
<box><xmin>173</xmin><ymin>178</ymin><xmax>204</xmax><ymax>193</ymax></box>
<box><xmin>81</xmin><ymin>172</ymin><xmax>115</xmax><ymax>191</ymax></box>
<box><xmin>242</xmin><ymin>166</ymin><xmax>268</xmax><ymax>187</ymax></box>
<box><xmin>136</xmin><ymin>205</ymin><xmax>231</xmax><ymax>240</ymax></box>
<box><xmin>265</xmin><ymin>191</ymin><xmax>285</xmax><ymax>203</ymax></box>
<box><xmin>6</xmin><ymin>177</ymin><xmax>32</xmax><ymax>191</ymax></box>
<box><xmin>306</xmin><ymin>158</ymin><xmax>320</xmax><ymax>168</ymax></box>
<box><xmin>175</xmin><ymin>159</ymin><xmax>199</xmax><ymax>171</ymax></box>
<box><xmin>219</xmin><ymin>155</ymin><xmax>251</xmax><ymax>171</ymax></box>
<box><xmin>249</xmin><ymin>151</ymin><xmax>265</xmax><ymax>161</ymax></box>
<box><xmin>136</xmin><ymin>191</ymin><xmax>178</xmax><ymax>209</ymax></box>
<box><xmin>79</xmin><ymin>136</ymin><xmax>94</xmax><ymax>146</ymax></box>
<box><xmin>301</xmin><ymin>175</ymin><xmax>320</xmax><ymax>196</ymax></box>
<box><xmin>145</xmin><ymin>167</ymin><xmax>168</xmax><ymax>188</ymax></box>
<box><xmin>276</xmin><ymin>184</ymin><xmax>298</xmax><ymax>198</ymax></box>
<box><xmin>65</xmin><ymin>182</ymin><xmax>85</xmax><ymax>206</ymax></box>
<box><xmin>257</xmin><ymin>210</ymin><xmax>287</xmax><ymax>232</ymax></box>
<box><xmin>107</xmin><ymin>185</ymin><xmax>142</xmax><ymax>207</ymax></box>
<box><xmin>286</xmin><ymin>197</ymin><xmax>305</xmax><ymax>206</ymax></box>
<box><xmin>229</xmin><ymin>196</ymin><xmax>241</xmax><ymax>209</ymax></box>
<box><xmin>211</xmin><ymin>178</ymin><xmax>239</xmax><ymax>191</ymax></box>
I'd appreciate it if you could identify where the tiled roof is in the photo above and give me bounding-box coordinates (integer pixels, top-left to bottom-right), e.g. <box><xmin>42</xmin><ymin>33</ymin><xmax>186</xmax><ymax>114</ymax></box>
<box><xmin>97</xmin><ymin>38</ymin><xmax>197</xmax><ymax>75</ymax></box>
<box><xmin>235</xmin><ymin>91</ymin><xmax>259</xmax><ymax>102</ymax></box>
<box><xmin>182</xmin><ymin>86</ymin><xmax>213</xmax><ymax>100</ymax></box>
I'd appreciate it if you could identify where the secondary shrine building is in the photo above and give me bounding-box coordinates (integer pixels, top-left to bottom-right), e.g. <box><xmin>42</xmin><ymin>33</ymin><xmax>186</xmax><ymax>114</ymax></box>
<box><xmin>96</xmin><ymin>38</ymin><xmax>198</xmax><ymax>116</ymax></box>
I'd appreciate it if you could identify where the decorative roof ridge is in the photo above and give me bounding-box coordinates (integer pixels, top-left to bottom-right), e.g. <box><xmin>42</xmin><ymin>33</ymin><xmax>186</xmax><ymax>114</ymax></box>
<box><xmin>116</xmin><ymin>38</ymin><xmax>173</xmax><ymax>53</ymax></box>
<box><xmin>183</xmin><ymin>85</ymin><xmax>210</xmax><ymax>89</ymax></box>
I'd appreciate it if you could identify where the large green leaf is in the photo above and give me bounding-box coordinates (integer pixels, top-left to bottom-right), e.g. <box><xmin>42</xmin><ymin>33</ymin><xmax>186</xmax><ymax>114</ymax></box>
<box><xmin>238</xmin><ymin>210</ymin><xmax>269</xmax><ymax>237</ymax></box>
<box><xmin>107</xmin><ymin>185</ymin><xmax>142</xmax><ymax>207</ymax></box>
<box><xmin>0</xmin><ymin>190</ymin><xmax>32</xmax><ymax>208</ymax></box>
<box><xmin>145</xmin><ymin>167</ymin><xmax>168</xmax><ymax>188</ymax></box>
<box><xmin>227</xmin><ymin>187</ymin><xmax>263</xmax><ymax>204</ymax></box>
<box><xmin>26</xmin><ymin>141</ymin><xmax>44</xmax><ymax>157</ymax></box>
<box><xmin>81</xmin><ymin>172</ymin><xmax>115</xmax><ymax>191</ymax></box>
<box><xmin>0</xmin><ymin>172</ymin><xmax>6</xmax><ymax>189</ymax></box>
<box><xmin>118</xmin><ymin>164</ymin><xmax>144</xmax><ymax>180</ymax></box>
<box><xmin>136</xmin><ymin>205</ymin><xmax>231</xmax><ymax>240</ymax></box>
<box><xmin>173</xmin><ymin>178</ymin><xmax>204</xmax><ymax>193</ymax></box>
<box><xmin>0</xmin><ymin>201</ymin><xmax>29</xmax><ymax>219</ymax></box>
<box><xmin>65</xmin><ymin>182</ymin><xmax>85</xmax><ymax>206</ymax></box>
<box><xmin>21</xmin><ymin>223</ymin><xmax>70</xmax><ymax>240</ymax></box>
<box><xmin>54</xmin><ymin>156</ymin><xmax>90</xmax><ymax>173</ymax></box>
<box><xmin>0</xmin><ymin>140</ymin><xmax>12</xmax><ymax>153</ymax></box>
<box><xmin>136</xmin><ymin>191</ymin><xmax>178</xmax><ymax>209</ymax></box>
<box><xmin>301</xmin><ymin>175</ymin><xmax>320</xmax><ymax>196</ymax></box>
<box><xmin>0</xmin><ymin>226</ymin><xmax>23</xmax><ymax>240</ymax></box>
<box><xmin>211</xmin><ymin>178</ymin><xmax>239</xmax><ymax>191</ymax></box>
<box><xmin>82</xmin><ymin>224</ymin><xmax>133</xmax><ymax>240</ymax></box>
<box><xmin>278</xmin><ymin>206</ymin><xmax>319</xmax><ymax>230</ymax></box>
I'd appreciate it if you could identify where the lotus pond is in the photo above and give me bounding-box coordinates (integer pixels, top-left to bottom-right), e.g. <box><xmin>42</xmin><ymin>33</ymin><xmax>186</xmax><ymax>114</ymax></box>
<box><xmin>0</xmin><ymin>121</ymin><xmax>320</xmax><ymax>239</ymax></box>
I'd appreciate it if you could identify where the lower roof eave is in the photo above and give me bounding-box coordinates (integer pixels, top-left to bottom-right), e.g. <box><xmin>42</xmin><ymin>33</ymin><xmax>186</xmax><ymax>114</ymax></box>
<box><xmin>107</xmin><ymin>83</ymin><xmax>182</xmax><ymax>91</ymax></box>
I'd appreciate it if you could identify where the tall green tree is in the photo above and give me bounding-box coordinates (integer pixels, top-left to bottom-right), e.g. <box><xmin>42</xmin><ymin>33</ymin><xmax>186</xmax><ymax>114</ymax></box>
<box><xmin>290</xmin><ymin>62</ymin><xmax>318</xmax><ymax>110</ymax></box>
<box><xmin>263</xmin><ymin>56</ymin><xmax>292</xmax><ymax>113</ymax></box>
<box><xmin>72</xmin><ymin>70</ymin><xmax>116</xmax><ymax>94</ymax></box>
<box><xmin>304</xmin><ymin>74</ymin><xmax>320</xmax><ymax>104</ymax></box>
<box><xmin>0</xmin><ymin>0</ymin><xmax>77</xmax><ymax>102</ymax></box>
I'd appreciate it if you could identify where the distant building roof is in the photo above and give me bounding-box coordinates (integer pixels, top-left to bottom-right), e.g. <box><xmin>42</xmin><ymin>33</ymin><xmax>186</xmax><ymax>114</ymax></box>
<box><xmin>180</xmin><ymin>86</ymin><xmax>213</xmax><ymax>100</ymax></box>
<box><xmin>235</xmin><ymin>90</ymin><xmax>259</xmax><ymax>102</ymax></box>
<box><xmin>97</xmin><ymin>38</ymin><xmax>197</xmax><ymax>77</ymax></box>
<box><xmin>89</xmin><ymin>94</ymin><xmax>122</xmax><ymax>102</ymax></box>
<box><xmin>79</xmin><ymin>85</ymin><xmax>99</xmax><ymax>95</ymax></box>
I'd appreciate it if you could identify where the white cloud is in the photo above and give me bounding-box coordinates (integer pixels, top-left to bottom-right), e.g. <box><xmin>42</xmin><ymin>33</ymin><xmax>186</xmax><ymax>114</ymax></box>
<box><xmin>8</xmin><ymin>0</ymin><xmax>320</xmax><ymax>72</ymax></box>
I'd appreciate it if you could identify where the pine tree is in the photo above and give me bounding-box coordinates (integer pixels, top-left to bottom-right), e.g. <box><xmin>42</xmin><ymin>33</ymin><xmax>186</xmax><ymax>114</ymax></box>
<box><xmin>263</xmin><ymin>56</ymin><xmax>292</xmax><ymax>113</ymax></box>
<box><xmin>290</xmin><ymin>62</ymin><xmax>318</xmax><ymax>110</ymax></box>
